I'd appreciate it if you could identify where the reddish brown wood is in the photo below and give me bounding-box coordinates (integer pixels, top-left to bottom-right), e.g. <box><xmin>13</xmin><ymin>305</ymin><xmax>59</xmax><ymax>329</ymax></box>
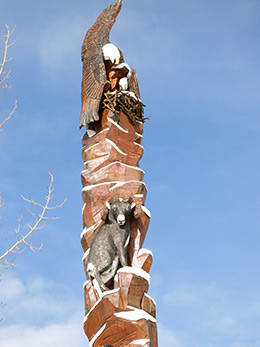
<box><xmin>81</xmin><ymin>109</ymin><xmax>158</xmax><ymax>346</ymax></box>
<box><xmin>141</xmin><ymin>293</ymin><xmax>156</xmax><ymax>319</ymax></box>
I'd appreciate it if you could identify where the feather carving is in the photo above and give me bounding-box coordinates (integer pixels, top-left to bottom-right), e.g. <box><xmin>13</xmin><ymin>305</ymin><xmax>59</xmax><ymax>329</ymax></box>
<box><xmin>128</xmin><ymin>69</ymin><xmax>141</xmax><ymax>100</ymax></box>
<box><xmin>79</xmin><ymin>0</ymin><xmax>123</xmax><ymax>129</ymax></box>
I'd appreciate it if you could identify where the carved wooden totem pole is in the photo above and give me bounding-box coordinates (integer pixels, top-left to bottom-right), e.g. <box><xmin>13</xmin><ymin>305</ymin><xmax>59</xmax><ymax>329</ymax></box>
<box><xmin>79</xmin><ymin>1</ymin><xmax>158</xmax><ymax>346</ymax></box>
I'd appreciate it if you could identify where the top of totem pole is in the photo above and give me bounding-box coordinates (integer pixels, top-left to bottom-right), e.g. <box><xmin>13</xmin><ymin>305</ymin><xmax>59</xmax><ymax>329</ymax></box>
<box><xmin>79</xmin><ymin>0</ymin><xmax>145</xmax><ymax>131</ymax></box>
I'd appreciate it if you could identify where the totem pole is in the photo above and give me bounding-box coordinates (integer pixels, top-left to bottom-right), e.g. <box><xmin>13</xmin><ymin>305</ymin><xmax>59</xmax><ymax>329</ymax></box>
<box><xmin>79</xmin><ymin>1</ymin><xmax>158</xmax><ymax>346</ymax></box>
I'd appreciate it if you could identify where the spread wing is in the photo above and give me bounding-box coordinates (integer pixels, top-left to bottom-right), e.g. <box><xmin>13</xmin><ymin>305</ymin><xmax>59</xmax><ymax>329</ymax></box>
<box><xmin>79</xmin><ymin>0</ymin><xmax>123</xmax><ymax>129</ymax></box>
<box><xmin>128</xmin><ymin>69</ymin><xmax>141</xmax><ymax>99</ymax></box>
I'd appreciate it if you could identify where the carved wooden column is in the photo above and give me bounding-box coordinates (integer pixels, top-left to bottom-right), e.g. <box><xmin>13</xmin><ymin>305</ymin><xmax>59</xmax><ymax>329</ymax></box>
<box><xmin>80</xmin><ymin>108</ymin><xmax>158</xmax><ymax>347</ymax></box>
<box><xmin>79</xmin><ymin>0</ymin><xmax>158</xmax><ymax>345</ymax></box>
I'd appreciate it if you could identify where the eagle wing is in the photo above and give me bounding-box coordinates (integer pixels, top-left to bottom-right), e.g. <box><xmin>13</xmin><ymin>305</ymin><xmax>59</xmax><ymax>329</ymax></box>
<box><xmin>128</xmin><ymin>69</ymin><xmax>141</xmax><ymax>99</ymax></box>
<box><xmin>79</xmin><ymin>0</ymin><xmax>123</xmax><ymax>129</ymax></box>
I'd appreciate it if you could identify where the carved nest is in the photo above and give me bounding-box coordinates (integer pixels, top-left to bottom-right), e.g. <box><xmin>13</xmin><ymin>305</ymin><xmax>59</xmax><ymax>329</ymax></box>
<box><xmin>102</xmin><ymin>91</ymin><xmax>148</xmax><ymax>124</ymax></box>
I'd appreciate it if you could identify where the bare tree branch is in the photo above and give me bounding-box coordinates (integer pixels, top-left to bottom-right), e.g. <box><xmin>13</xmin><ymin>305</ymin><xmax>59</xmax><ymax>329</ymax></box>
<box><xmin>0</xmin><ymin>99</ymin><xmax>18</xmax><ymax>131</ymax></box>
<box><xmin>0</xmin><ymin>195</ymin><xmax>4</xmax><ymax>209</ymax></box>
<box><xmin>0</xmin><ymin>193</ymin><xmax>5</xmax><ymax>221</ymax></box>
<box><xmin>0</xmin><ymin>25</ymin><xmax>16</xmax><ymax>92</ymax></box>
<box><xmin>0</xmin><ymin>276</ymin><xmax>4</xmax><ymax>322</ymax></box>
<box><xmin>0</xmin><ymin>27</ymin><xmax>66</xmax><ymax>323</ymax></box>
<box><xmin>0</xmin><ymin>173</ymin><xmax>66</xmax><ymax>269</ymax></box>
<box><xmin>0</xmin><ymin>27</ymin><xmax>65</xmax><ymax>271</ymax></box>
<box><xmin>0</xmin><ymin>25</ymin><xmax>17</xmax><ymax>131</ymax></box>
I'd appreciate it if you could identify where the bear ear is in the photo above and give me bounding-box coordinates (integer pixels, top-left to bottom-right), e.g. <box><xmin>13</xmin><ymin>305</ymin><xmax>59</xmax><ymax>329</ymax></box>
<box><xmin>101</xmin><ymin>207</ymin><xmax>109</xmax><ymax>221</ymax></box>
<box><xmin>101</xmin><ymin>201</ymin><xmax>111</xmax><ymax>221</ymax></box>
<box><xmin>132</xmin><ymin>204</ymin><xmax>142</xmax><ymax>219</ymax></box>
<box><xmin>130</xmin><ymin>202</ymin><xmax>136</xmax><ymax>210</ymax></box>
<box><xmin>131</xmin><ymin>201</ymin><xmax>140</xmax><ymax>219</ymax></box>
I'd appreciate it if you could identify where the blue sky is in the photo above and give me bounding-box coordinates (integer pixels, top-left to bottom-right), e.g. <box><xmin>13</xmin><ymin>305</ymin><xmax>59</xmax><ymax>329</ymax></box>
<box><xmin>0</xmin><ymin>0</ymin><xmax>260</xmax><ymax>346</ymax></box>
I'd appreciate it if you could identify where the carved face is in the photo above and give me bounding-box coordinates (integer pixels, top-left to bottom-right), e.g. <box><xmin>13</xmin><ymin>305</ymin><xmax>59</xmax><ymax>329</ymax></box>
<box><xmin>106</xmin><ymin>200</ymin><xmax>135</xmax><ymax>225</ymax></box>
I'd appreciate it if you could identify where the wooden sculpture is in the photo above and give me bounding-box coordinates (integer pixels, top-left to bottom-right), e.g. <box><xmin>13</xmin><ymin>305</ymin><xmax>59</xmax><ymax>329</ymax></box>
<box><xmin>80</xmin><ymin>1</ymin><xmax>158</xmax><ymax>346</ymax></box>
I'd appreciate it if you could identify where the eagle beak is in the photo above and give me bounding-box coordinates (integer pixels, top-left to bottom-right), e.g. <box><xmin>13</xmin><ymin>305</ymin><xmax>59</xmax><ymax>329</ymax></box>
<box><xmin>114</xmin><ymin>57</ymin><xmax>119</xmax><ymax>65</ymax></box>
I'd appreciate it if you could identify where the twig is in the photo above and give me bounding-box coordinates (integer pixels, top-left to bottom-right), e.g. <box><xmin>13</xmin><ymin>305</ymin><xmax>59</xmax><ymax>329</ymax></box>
<box><xmin>102</xmin><ymin>91</ymin><xmax>147</xmax><ymax>124</ymax></box>
<box><xmin>0</xmin><ymin>173</ymin><xmax>66</xmax><ymax>268</ymax></box>
<box><xmin>0</xmin><ymin>25</ymin><xmax>16</xmax><ymax>92</ymax></box>
<box><xmin>0</xmin><ymin>25</ymin><xmax>18</xmax><ymax>131</ymax></box>
<box><xmin>0</xmin><ymin>100</ymin><xmax>18</xmax><ymax>131</ymax></box>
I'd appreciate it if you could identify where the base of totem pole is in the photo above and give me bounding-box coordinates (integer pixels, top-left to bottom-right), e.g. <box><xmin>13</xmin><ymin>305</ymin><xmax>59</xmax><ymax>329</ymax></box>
<box><xmin>81</xmin><ymin>109</ymin><xmax>158</xmax><ymax>347</ymax></box>
<box><xmin>83</xmin><ymin>264</ymin><xmax>157</xmax><ymax>347</ymax></box>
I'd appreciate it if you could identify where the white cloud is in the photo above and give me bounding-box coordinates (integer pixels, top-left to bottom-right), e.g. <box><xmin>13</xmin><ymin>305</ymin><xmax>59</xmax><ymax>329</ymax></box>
<box><xmin>17</xmin><ymin>111</ymin><xmax>71</xmax><ymax>141</ymax></box>
<box><xmin>0</xmin><ymin>273</ymin><xmax>88</xmax><ymax>347</ymax></box>
<box><xmin>0</xmin><ymin>274</ymin><xmax>25</xmax><ymax>302</ymax></box>
<box><xmin>160</xmin><ymin>279</ymin><xmax>260</xmax><ymax>345</ymax></box>
<box><xmin>163</xmin><ymin>282</ymin><xmax>228</xmax><ymax>308</ymax></box>
<box><xmin>158</xmin><ymin>323</ymin><xmax>184</xmax><ymax>347</ymax></box>
<box><xmin>112</xmin><ymin>9</ymin><xmax>177</xmax><ymax>75</ymax></box>
<box><xmin>39</xmin><ymin>15</ymin><xmax>88</xmax><ymax>73</ymax></box>
<box><xmin>0</xmin><ymin>320</ymin><xmax>87</xmax><ymax>347</ymax></box>
<box><xmin>163</xmin><ymin>289</ymin><xmax>200</xmax><ymax>307</ymax></box>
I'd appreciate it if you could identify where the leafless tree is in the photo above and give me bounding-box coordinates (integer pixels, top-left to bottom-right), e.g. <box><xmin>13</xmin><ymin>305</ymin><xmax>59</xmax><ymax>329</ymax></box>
<box><xmin>0</xmin><ymin>173</ymin><xmax>65</xmax><ymax>269</ymax></box>
<box><xmin>0</xmin><ymin>25</ymin><xmax>18</xmax><ymax>131</ymax></box>
<box><xmin>0</xmin><ymin>25</ymin><xmax>65</xmax><ymax>270</ymax></box>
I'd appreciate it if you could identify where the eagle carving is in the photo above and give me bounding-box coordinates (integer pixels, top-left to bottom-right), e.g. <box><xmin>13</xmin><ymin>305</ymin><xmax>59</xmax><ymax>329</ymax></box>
<box><xmin>79</xmin><ymin>0</ymin><xmax>141</xmax><ymax>129</ymax></box>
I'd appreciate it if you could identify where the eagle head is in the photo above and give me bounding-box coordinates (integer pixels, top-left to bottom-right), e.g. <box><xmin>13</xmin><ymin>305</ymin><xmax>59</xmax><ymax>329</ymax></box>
<box><xmin>102</xmin><ymin>43</ymin><xmax>120</xmax><ymax>65</ymax></box>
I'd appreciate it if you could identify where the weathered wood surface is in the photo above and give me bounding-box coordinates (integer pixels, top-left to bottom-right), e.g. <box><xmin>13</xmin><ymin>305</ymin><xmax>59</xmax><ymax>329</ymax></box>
<box><xmin>81</xmin><ymin>109</ymin><xmax>158</xmax><ymax>347</ymax></box>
